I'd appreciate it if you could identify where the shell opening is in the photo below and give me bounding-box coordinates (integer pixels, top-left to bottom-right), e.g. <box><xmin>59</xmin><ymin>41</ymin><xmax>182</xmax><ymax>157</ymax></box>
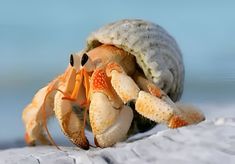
<box><xmin>87</xmin><ymin>40</ymin><xmax>155</xmax><ymax>83</ymax></box>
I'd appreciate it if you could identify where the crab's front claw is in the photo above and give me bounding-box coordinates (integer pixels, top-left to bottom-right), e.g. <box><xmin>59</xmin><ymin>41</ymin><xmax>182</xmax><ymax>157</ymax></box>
<box><xmin>136</xmin><ymin>91</ymin><xmax>205</xmax><ymax>128</ymax></box>
<box><xmin>90</xmin><ymin>92</ymin><xmax>133</xmax><ymax>148</ymax></box>
<box><xmin>89</xmin><ymin>68</ymin><xmax>133</xmax><ymax>147</ymax></box>
<box><xmin>22</xmin><ymin>64</ymin><xmax>90</xmax><ymax>149</ymax></box>
<box><xmin>53</xmin><ymin>67</ymin><xmax>90</xmax><ymax>149</ymax></box>
<box><xmin>54</xmin><ymin>92</ymin><xmax>89</xmax><ymax>149</ymax></box>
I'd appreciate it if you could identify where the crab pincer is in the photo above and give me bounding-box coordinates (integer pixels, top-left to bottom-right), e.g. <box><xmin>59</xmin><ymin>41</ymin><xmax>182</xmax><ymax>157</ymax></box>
<box><xmin>23</xmin><ymin>56</ymin><xmax>91</xmax><ymax>149</ymax></box>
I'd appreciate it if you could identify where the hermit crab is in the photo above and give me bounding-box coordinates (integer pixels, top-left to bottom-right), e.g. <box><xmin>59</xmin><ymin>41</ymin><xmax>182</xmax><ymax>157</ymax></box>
<box><xmin>22</xmin><ymin>19</ymin><xmax>205</xmax><ymax>150</ymax></box>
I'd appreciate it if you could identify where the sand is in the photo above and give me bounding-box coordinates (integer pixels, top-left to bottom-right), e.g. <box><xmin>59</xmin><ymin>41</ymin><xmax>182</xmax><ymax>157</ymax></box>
<box><xmin>0</xmin><ymin>117</ymin><xmax>234</xmax><ymax>164</ymax></box>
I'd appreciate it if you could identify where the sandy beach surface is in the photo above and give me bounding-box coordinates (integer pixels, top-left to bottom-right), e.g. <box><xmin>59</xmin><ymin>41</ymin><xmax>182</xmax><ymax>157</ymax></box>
<box><xmin>0</xmin><ymin>117</ymin><xmax>234</xmax><ymax>164</ymax></box>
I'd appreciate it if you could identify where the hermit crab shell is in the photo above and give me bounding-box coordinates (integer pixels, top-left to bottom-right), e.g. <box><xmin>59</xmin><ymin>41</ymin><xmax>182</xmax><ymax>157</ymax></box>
<box><xmin>85</xmin><ymin>19</ymin><xmax>184</xmax><ymax>102</ymax></box>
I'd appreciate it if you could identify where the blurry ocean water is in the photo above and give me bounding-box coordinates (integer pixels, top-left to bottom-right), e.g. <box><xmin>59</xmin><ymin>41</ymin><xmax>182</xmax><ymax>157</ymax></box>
<box><xmin>0</xmin><ymin>1</ymin><xmax>234</xmax><ymax>148</ymax></box>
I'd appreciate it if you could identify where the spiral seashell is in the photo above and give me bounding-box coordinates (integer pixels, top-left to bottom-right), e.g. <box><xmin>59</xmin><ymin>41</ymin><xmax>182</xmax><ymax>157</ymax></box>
<box><xmin>85</xmin><ymin>19</ymin><xmax>184</xmax><ymax>102</ymax></box>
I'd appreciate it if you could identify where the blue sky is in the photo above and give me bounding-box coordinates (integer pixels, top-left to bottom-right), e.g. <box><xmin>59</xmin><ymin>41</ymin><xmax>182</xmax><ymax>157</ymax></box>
<box><xmin>0</xmin><ymin>0</ymin><xmax>235</xmax><ymax>89</ymax></box>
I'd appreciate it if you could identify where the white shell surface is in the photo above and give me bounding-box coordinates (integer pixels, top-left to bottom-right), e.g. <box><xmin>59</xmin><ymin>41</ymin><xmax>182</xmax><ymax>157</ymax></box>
<box><xmin>86</xmin><ymin>19</ymin><xmax>184</xmax><ymax>101</ymax></box>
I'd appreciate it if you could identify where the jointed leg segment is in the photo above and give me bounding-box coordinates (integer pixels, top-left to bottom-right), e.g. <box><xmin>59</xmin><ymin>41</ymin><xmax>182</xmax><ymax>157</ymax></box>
<box><xmin>106</xmin><ymin>62</ymin><xmax>205</xmax><ymax>129</ymax></box>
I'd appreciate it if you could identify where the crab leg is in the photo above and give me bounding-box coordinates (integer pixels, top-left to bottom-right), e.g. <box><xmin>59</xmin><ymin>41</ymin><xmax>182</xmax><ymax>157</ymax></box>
<box><xmin>22</xmin><ymin>65</ymin><xmax>90</xmax><ymax>149</ymax></box>
<box><xmin>89</xmin><ymin>68</ymin><xmax>133</xmax><ymax>147</ymax></box>
<box><xmin>132</xmin><ymin>71</ymin><xmax>205</xmax><ymax>127</ymax></box>
<box><xmin>22</xmin><ymin>86</ymin><xmax>54</xmax><ymax>146</ymax></box>
<box><xmin>22</xmin><ymin>66</ymin><xmax>73</xmax><ymax>146</ymax></box>
<box><xmin>106</xmin><ymin>62</ymin><xmax>205</xmax><ymax>129</ymax></box>
<box><xmin>132</xmin><ymin>71</ymin><xmax>165</xmax><ymax>98</ymax></box>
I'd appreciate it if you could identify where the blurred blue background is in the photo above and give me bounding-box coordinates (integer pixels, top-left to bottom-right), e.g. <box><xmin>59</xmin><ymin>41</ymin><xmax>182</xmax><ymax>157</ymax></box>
<box><xmin>0</xmin><ymin>0</ymin><xmax>234</xmax><ymax>148</ymax></box>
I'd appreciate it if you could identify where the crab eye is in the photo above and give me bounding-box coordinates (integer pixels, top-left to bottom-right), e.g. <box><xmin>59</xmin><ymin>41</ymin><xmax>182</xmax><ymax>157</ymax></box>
<box><xmin>70</xmin><ymin>54</ymin><xmax>74</xmax><ymax>66</ymax></box>
<box><xmin>81</xmin><ymin>53</ymin><xmax>89</xmax><ymax>66</ymax></box>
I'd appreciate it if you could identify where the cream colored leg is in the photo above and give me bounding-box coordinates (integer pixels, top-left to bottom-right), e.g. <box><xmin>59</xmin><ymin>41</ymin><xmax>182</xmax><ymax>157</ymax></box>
<box><xmin>22</xmin><ymin>86</ymin><xmax>54</xmax><ymax>145</ymax></box>
<box><xmin>108</xmin><ymin>69</ymin><xmax>205</xmax><ymax>128</ymax></box>
<box><xmin>135</xmin><ymin>91</ymin><xmax>205</xmax><ymax>128</ymax></box>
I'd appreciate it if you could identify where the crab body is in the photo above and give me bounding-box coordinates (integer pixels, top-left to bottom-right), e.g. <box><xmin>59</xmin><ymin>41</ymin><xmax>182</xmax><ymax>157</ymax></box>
<box><xmin>22</xmin><ymin>19</ymin><xmax>205</xmax><ymax>149</ymax></box>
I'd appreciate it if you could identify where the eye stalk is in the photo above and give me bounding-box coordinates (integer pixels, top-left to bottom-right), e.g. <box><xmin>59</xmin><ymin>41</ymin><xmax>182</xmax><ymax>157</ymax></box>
<box><xmin>70</xmin><ymin>54</ymin><xmax>74</xmax><ymax>66</ymax></box>
<box><xmin>81</xmin><ymin>53</ymin><xmax>89</xmax><ymax>66</ymax></box>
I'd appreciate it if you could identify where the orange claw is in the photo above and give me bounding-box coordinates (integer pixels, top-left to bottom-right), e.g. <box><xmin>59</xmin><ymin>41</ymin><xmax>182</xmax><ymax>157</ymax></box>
<box><xmin>60</xmin><ymin>68</ymin><xmax>91</xmax><ymax>149</ymax></box>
